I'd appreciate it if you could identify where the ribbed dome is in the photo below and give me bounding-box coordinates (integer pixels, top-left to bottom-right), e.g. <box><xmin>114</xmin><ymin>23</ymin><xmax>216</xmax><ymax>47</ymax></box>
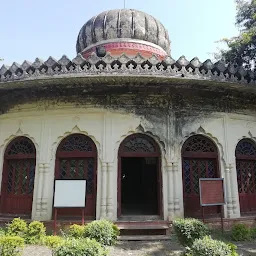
<box><xmin>76</xmin><ymin>9</ymin><xmax>171</xmax><ymax>54</ymax></box>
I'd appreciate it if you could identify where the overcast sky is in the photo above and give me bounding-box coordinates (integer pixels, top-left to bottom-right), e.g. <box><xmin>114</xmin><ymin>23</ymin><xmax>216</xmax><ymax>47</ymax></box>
<box><xmin>0</xmin><ymin>0</ymin><xmax>238</xmax><ymax>65</ymax></box>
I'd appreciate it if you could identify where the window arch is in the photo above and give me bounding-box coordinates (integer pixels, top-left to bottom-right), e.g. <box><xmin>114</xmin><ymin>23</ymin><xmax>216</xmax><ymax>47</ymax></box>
<box><xmin>1</xmin><ymin>136</ymin><xmax>36</xmax><ymax>215</ymax></box>
<box><xmin>182</xmin><ymin>135</ymin><xmax>219</xmax><ymax>218</ymax></box>
<box><xmin>54</xmin><ymin>134</ymin><xmax>97</xmax><ymax>218</ymax></box>
<box><xmin>236</xmin><ymin>139</ymin><xmax>256</xmax><ymax>214</ymax></box>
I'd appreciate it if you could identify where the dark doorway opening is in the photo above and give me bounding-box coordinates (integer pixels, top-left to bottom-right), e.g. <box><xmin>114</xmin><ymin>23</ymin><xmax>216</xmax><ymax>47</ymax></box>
<box><xmin>121</xmin><ymin>157</ymin><xmax>158</xmax><ymax>215</ymax></box>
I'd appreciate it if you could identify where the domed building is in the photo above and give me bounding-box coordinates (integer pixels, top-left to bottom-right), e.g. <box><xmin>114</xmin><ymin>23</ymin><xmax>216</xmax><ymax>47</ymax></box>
<box><xmin>0</xmin><ymin>8</ymin><xmax>256</xmax><ymax>227</ymax></box>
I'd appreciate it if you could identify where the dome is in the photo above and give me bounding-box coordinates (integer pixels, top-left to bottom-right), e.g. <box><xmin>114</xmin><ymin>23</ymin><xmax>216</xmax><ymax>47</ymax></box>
<box><xmin>76</xmin><ymin>9</ymin><xmax>171</xmax><ymax>58</ymax></box>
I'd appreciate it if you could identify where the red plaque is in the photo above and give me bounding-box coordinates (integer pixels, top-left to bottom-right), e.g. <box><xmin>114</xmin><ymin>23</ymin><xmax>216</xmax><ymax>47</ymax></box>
<box><xmin>199</xmin><ymin>178</ymin><xmax>225</xmax><ymax>206</ymax></box>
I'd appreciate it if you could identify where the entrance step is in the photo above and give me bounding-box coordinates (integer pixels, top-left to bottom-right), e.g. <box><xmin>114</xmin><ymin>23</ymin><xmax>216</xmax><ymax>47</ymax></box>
<box><xmin>118</xmin><ymin>235</ymin><xmax>171</xmax><ymax>241</ymax></box>
<box><xmin>118</xmin><ymin>215</ymin><xmax>161</xmax><ymax>221</ymax></box>
<box><xmin>116</xmin><ymin>221</ymin><xmax>170</xmax><ymax>236</ymax></box>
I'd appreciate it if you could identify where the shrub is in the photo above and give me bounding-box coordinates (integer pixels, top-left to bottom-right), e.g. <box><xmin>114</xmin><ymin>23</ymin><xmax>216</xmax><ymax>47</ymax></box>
<box><xmin>112</xmin><ymin>223</ymin><xmax>120</xmax><ymax>237</ymax></box>
<box><xmin>68</xmin><ymin>224</ymin><xmax>85</xmax><ymax>238</ymax></box>
<box><xmin>185</xmin><ymin>236</ymin><xmax>232</xmax><ymax>256</ymax></box>
<box><xmin>227</xmin><ymin>243</ymin><xmax>239</xmax><ymax>256</ymax></box>
<box><xmin>26</xmin><ymin>221</ymin><xmax>46</xmax><ymax>244</ymax></box>
<box><xmin>231</xmin><ymin>223</ymin><xmax>251</xmax><ymax>241</ymax></box>
<box><xmin>0</xmin><ymin>228</ymin><xmax>6</xmax><ymax>236</ymax></box>
<box><xmin>173</xmin><ymin>218</ymin><xmax>209</xmax><ymax>247</ymax></box>
<box><xmin>43</xmin><ymin>235</ymin><xmax>65</xmax><ymax>249</ymax></box>
<box><xmin>0</xmin><ymin>235</ymin><xmax>25</xmax><ymax>256</ymax></box>
<box><xmin>7</xmin><ymin>218</ymin><xmax>27</xmax><ymax>237</ymax></box>
<box><xmin>53</xmin><ymin>238</ymin><xmax>106</xmax><ymax>256</ymax></box>
<box><xmin>84</xmin><ymin>219</ymin><xmax>119</xmax><ymax>246</ymax></box>
<box><xmin>250</xmin><ymin>227</ymin><xmax>256</xmax><ymax>239</ymax></box>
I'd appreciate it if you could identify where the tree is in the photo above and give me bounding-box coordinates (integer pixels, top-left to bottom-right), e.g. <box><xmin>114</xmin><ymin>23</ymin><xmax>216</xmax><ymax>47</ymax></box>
<box><xmin>220</xmin><ymin>0</ymin><xmax>256</xmax><ymax>70</ymax></box>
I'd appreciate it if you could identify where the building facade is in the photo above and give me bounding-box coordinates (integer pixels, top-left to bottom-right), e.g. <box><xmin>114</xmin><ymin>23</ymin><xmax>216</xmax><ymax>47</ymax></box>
<box><xmin>0</xmin><ymin>9</ymin><xmax>256</xmax><ymax>222</ymax></box>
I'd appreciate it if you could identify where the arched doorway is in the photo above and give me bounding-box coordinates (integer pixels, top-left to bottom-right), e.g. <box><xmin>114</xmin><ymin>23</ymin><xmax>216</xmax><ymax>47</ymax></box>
<box><xmin>54</xmin><ymin>134</ymin><xmax>97</xmax><ymax>219</ymax></box>
<box><xmin>118</xmin><ymin>134</ymin><xmax>162</xmax><ymax>217</ymax></box>
<box><xmin>0</xmin><ymin>137</ymin><xmax>36</xmax><ymax>215</ymax></box>
<box><xmin>182</xmin><ymin>135</ymin><xmax>219</xmax><ymax>218</ymax></box>
<box><xmin>236</xmin><ymin>139</ymin><xmax>256</xmax><ymax>215</ymax></box>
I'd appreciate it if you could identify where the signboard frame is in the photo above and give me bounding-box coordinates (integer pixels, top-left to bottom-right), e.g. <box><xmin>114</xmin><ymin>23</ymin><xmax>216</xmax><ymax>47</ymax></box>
<box><xmin>53</xmin><ymin>179</ymin><xmax>87</xmax><ymax>208</ymax></box>
<box><xmin>53</xmin><ymin>179</ymin><xmax>87</xmax><ymax>235</ymax></box>
<box><xmin>199</xmin><ymin>178</ymin><xmax>226</xmax><ymax>206</ymax></box>
<box><xmin>199</xmin><ymin>178</ymin><xmax>226</xmax><ymax>233</ymax></box>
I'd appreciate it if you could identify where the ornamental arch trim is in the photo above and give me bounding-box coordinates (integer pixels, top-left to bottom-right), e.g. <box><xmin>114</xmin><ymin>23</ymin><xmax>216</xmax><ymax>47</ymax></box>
<box><xmin>114</xmin><ymin>129</ymin><xmax>167</xmax><ymax>164</ymax></box>
<box><xmin>50</xmin><ymin>125</ymin><xmax>101</xmax><ymax>162</ymax></box>
<box><xmin>180</xmin><ymin>127</ymin><xmax>225</xmax><ymax>166</ymax></box>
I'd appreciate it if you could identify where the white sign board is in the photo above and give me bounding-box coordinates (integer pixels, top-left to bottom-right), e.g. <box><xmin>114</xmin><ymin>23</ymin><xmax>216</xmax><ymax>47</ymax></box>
<box><xmin>54</xmin><ymin>180</ymin><xmax>86</xmax><ymax>208</ymax></box>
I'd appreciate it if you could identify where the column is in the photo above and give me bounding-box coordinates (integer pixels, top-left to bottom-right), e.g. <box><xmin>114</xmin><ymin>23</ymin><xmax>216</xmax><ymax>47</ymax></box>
<box><xmin>224</xmin><ymin>164</ymin><xmax>233</xmax><ymax>218</ymax></box>
<box><xmin>166</xmin><ymin>163</ymin><xmax>174</xmax><ymax>220</ymax></box>
<box><xmin>100</xmin><ymin>162</ymin><xmax>107</xmax><ymax>218</ymax></box>
<box><xmin>106</xmin><ymin>162</ymin><xmax>114</xmax><ymax>220</ymax></box>
<box><xmin>34</xmin><ymin>163</ymin><xmax>45</xmax><ymax>219</ymax></box>
<box><xmin>173</xmin><ymin>162</ymin><xmax>181</xmax><ymax>215</ymax></box>
<box><xmin>41</xmin><ymin>163</ymin><xmax>51</xmax><ymax>220</ymax></box>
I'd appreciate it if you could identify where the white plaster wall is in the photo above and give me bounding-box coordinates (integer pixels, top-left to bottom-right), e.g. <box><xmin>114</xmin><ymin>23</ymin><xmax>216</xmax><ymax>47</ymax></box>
<box><xmin>0</xmin><ymin>103</ymin><xmax>255</xmax><ymax>221</ymax></box>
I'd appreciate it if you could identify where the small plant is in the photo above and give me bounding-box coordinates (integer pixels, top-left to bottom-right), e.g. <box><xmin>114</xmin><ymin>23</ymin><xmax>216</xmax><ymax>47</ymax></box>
<box><xmin>185</xmin><ymin>236</ymin><xmax>232</xmax><ymax>256</ymax></box>
<box><xmin>26</xmin><ymin>221</ymin><xmax>46</xmax><ymax>244</ymax></box>
<box><xmin>84</xmin><ymin>219</ymin><xmax>119</xmax><ymax>246</ymax></box>
<box><xmin>7</xmin><ymin>218</ymin><xmax>27</xmax><ymax>238</ymax></box>
<box><xmin>112</xmin><ymin>223</ymin><xmax>120</xmax><ymax>237</ymax></box>
<box><xmin>231</xmin><ymin>223</ymin><xmax>251</xmax><ymax>241</ymax></box>
<box><xmin>173</xmin><ymin>218</ymin><xmax>209</xmax><ymax>247</ymax></box>
<box><xmin>43</xmin><ymin>235</ymin><xmax>64</xmax><ymax>249</ymax></box>
<box><xmin>68</xmin><ymin>224</ymin><xmax>85</xmax><ymax>238</ymax></box>
<box><xmin>53</xmin><ymin>238</ymin><xmax>106</xmax><ymax>256</ymax></box>
<box><xmin>0</xmin><ymin>228</ymin><xmax>6</xmax><ymax>236</ymax></box>
<box><xmin>250</xmin><ymin>227</ymin><xmax>256</xmax><ymax>239</ymax></box>
<box><xmin>227</xmin><ymin>243</ymin><xmax>239</xmax><ymax>256</ymax></box>
<box><xmin>0</xmin><ymin>235</ymin><xmax>25</xmax><ymax>256</ymax></box>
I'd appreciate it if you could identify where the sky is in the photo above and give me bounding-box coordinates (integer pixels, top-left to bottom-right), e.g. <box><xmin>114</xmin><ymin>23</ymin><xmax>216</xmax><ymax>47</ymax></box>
<box><xmin>0</xmin><ymin>0</ymin><xmax>239</xmax><ymax>65</ymax></box>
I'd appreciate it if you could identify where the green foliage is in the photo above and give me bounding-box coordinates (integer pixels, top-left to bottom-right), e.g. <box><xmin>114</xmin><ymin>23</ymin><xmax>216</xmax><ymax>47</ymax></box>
<box><xmin>227</xmin><ymin>243</ymin><xmax>239</xmax><ymax>256</ymax></box>
<box><xmin>53</xmin><ymin>238</ymin><xmax>106</xmax><ymax>256</ymax></box>
<box><xmin>231</xmin><ymin>223</ymin><xmax>251</xmax><ymax>241</ymax></box>
<box><xmin>84</xmin><ymin>219</ymin><xmax>119</xmax><ymax>246</ymax></box>
<box><xmin>173</xmin><ymin>218</ymin><xmax>209</xmax><ymax>247</ymax></box>
<box><xmin>68</xmin><ymin>224</ymin><xmax>85</xmax><ymax>238</ymax></box>
<box><xmin>43</xmin><ymin>235</ymin><xmax>65</xmax><ymax>249</ymax></box>
<box><xmin>26</xmin><ymin>221</ymin><xmax>46</xmax><ymax>244</ymax></box>
<box><xmin>0</xmin><ymin>228</ymin><xmax>6</xmax><ymax>236</ymax></box>
<box><xmin>0</xmin><ymin>235</ymin><xmax>25</xmax><ymax>256</ymax></box>
<box><xmin>250</xmin><ymin>227</ymin><xmax>256</xmax><ymax>239</ymax></box>
<box><xmin>185</xmin><ymin>236</ymin><xmax>232</xmax><ymax>256</ymax></box>
<box><xmin>219</xmin><ymin>0</ymin><xmax>256</xmax><ymax>70</ymax></box>
<box><xmin>7</xmin><ymin>218</ymin><xmax>27</xmax><ymax>238</ymax></box>
<box><xmin>112</xmin><ymin>224</ymin><xmax>120</xmax><ymax>237</ymax></box>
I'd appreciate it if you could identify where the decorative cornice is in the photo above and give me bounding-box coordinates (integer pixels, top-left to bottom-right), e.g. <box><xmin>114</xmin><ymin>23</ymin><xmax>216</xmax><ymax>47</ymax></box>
<box><xmin>0</xmin><ymin>53</ymin><xmax>255</xmax><ymax>87</ymax></box>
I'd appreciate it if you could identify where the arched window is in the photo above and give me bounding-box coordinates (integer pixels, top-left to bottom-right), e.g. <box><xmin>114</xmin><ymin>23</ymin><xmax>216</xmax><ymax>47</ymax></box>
<box><xmin>118</xmin><ymin>134</ymin><xmax>162</xmax><ymax>217</ymax></box>
<box><xmin>55</xmin><ymin>134</ymin><xmax>97</xmax><ymax>218</ymax></box>
<box><xmin>236</xmin><ymin>139</ymin><xmax>256</xmax><ymax>215</ymax></box>
<box><xmin>182</xmin><ymin>135</ymin><xmax>219</xmax><ymax>218</ymax></box>
<box><xmin>1</xmin><ymin>137</ymin><xmax>36</xmax><ymax>215</ymax></box>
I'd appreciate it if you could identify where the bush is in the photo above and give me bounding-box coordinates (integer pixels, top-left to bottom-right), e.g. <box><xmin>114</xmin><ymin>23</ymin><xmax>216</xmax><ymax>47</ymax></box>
<box><xmin>227</xmin><ymin>243</ymin><xmax>239</xmax><ymax>256</ymax></box>
<box><xmin>26</xmin><ymin>221</ymin><xmax>46</xmax><ymax>244</ymax></box>
<box><xmin>0</xmin><ymin>228</ymin><xmax>6</xmax><ymax>236</ymax></box>
<box><xmin>112</xmin><ymin>224</ymin><xmax>120</xmax><ymax>237</ymax></box>
<box><xmin>173</xmin><ymin>218</ymin><xmax>209</xmax><ymax>247</ymax></box>
<box><xmin>53</xmin><ymin>238</ymin><xmax>106</xmax><ymax>256</ymax></box>
<box><xmin>43</xmin><ymin>235</ymin><xmax>65</xmax><ymax>249</ymax></box>
<box><xmin>68</xmin><ymin>224</ymin><xmax>85</xmax><ymax>238</ymax></box>
<box><xmin>7</xmin><ymin>218</ymin><xmax>27</xmax><ymax>238</ymax></box>
<box><xmin>185</xmin><ymin>236</ymin><xmax>232</xmax><ymax>256</ymax></box>
<box><xmin>250</xmin><ymin>227</ymin><xmax>256</xmax><ymax>239</ymax></box>
<box><xmin>84</xmin><ymin>219</ymin><xmax>119</xmax><ymax>246</ymax></box>
<box><xmin>231</xmin><ymin>223</ymin><xmax>251</xmax><ymax>241</ymax></box>
<box><xmin>0</xmin><ymin>235</ymin><xmax>25</xmax><ymax>256</ymax></box>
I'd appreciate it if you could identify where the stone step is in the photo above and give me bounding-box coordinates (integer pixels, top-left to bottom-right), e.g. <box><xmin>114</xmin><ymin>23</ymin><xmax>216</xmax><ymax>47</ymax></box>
<box><xmin>118</xmin><ymin>224</ymin><xmax>169</xmax><ymax>230</ymax></box>
<box><xmin>118</xmin><ymin>235</ymin><xmax>171</xmax><ymax>241</ymax></box>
